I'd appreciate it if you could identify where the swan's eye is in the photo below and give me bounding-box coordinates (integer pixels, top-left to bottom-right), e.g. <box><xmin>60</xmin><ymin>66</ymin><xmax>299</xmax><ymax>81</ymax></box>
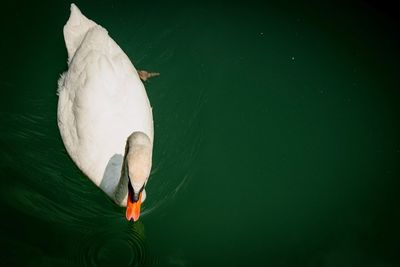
<box><xmin>134</xmin><ymin>183</ymin><xmax>145</xmax><ymax>201</ymax></box>
<box><xmin>138</xmin><ymin>183</ymin><xmax>145</xmax><ymax>194</ymax></box>
<box><xmin>128</xmin><ymin>180</ymin><xmax>145</xmax><ymax>202</ymax></box>
<box><xmin>128</xmin><ymin>180</ymin><xmax>134</xmax><ymax>202</ymax></box>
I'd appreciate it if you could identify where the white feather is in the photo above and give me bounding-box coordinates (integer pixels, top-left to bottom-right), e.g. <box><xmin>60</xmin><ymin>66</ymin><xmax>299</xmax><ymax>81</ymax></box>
<box><xmin>57</xmin><ymin>4</ymin><xmax>154</xmax><ymax>204</ymax></box>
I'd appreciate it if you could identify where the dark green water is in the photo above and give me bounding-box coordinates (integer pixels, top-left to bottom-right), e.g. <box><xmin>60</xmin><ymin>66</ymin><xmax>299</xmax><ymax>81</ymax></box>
<box><xmin>1</xmin><ymin>1</ymin><xmax>399</xmax><ymax>266</ymax></box>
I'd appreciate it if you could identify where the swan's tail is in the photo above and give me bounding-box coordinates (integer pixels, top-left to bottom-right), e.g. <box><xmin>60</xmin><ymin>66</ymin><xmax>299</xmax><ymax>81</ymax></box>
<box><xmin>63</xmin><ymin>3</ymin><xmax>97</xmax><ymax>64</ymax></box>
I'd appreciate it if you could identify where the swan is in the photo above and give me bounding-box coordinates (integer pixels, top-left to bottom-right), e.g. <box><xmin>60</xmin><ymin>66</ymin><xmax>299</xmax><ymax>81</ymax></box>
<box><xmin>57</xmin><ymin>4</ymin><xmax>157</xmax><ymax>221</ymax></box>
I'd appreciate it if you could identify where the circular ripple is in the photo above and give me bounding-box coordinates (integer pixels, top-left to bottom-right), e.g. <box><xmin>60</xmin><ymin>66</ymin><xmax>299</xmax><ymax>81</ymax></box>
<box><xmin>73</xmin><ymin>222</ymin><xmax>147</xmax><ymax>267</ymax></box>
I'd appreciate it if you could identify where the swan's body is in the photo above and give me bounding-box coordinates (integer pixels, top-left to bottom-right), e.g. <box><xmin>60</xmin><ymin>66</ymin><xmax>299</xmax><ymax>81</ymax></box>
<box><xmin>57</xmin><ymin>4</ymin><xmax>153</xmax><ymax>220</ymax></box>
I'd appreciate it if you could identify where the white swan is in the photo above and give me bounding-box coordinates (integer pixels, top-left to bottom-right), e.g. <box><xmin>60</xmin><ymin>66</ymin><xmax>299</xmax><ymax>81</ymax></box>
<box><xmin>57</xmin><ymin>4</ymin><xmax>155</xmax><ymax>221</ymax></box>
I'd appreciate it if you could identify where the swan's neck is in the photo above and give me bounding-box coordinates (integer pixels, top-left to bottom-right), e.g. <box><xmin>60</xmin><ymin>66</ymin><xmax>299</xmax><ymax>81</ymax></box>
<box><xmin>113</xmin><ymin>156</ymin><xmax>130</xmax><ymax>206</ymax></box>
<box><xmin>112</xmin><ymin>132</ymin><xmax>152</xmax><ymax>206</ymax></box>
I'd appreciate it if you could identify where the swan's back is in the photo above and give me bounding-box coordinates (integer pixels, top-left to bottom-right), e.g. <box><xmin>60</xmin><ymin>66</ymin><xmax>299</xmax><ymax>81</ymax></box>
<box><xmin>57</xmin><ymin>4</ymin><xmax>153</xmax><ymax>193</ymax></box>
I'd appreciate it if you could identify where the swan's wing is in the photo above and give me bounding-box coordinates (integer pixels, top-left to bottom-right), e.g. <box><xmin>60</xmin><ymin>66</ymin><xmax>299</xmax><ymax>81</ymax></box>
<box><xmin>58</xmin><ymin>25</ymin><xmax>153</xmax><ymax>188</ymax></box>
<box><xmin>63</xmin><ymin>4</ymin><xmax>97</xmax><ymax>64</ymax></box>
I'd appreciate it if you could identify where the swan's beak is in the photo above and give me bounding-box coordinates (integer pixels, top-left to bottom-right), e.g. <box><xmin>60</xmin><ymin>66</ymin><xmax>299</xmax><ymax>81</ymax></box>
<box><xmin>126</xmin><ymin>190</ymin><xmax>142</xmax><ymax>222</ymax></box>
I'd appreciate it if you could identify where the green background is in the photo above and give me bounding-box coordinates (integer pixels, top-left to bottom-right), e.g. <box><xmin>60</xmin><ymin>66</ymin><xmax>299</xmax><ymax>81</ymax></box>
<box><xmin>1</xmin><ymin>1</ymin><xmax>399</xmax><ymax>266</ymax></box>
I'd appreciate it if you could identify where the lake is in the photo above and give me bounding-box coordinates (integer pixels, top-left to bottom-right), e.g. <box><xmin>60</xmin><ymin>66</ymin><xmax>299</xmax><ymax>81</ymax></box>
<box><xmin>1</xmin><ymin>0</ymin><xmax>399</xmax><ymax>266</ymax></box>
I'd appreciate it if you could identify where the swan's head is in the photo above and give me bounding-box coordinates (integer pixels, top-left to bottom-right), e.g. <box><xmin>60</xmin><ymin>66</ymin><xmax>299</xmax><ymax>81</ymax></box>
<box><xmin>125</xmin><ymin>132</ymin><xmax>152</xmax><ymax>222</ymax></box>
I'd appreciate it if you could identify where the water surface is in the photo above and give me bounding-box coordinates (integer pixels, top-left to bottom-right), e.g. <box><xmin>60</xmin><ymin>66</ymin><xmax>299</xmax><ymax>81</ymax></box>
<box><xmin>1</xmin><ymin>1</ymin><xmax>399</xmax><ymax>266</ymax></box>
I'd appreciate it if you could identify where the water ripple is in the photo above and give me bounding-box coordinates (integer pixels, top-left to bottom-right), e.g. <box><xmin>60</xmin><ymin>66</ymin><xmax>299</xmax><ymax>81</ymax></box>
<box><xmin>71</xmin><ymin>222</ymin><xmax>148</xmax><ymax>267</ymax></box>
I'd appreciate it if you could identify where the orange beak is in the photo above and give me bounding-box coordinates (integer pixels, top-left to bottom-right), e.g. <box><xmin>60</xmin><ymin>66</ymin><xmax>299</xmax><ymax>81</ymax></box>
<box><xmin>126</xmin><ymin>190</ymin><xmax>142</xmax><ymax>222</ymax></box>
